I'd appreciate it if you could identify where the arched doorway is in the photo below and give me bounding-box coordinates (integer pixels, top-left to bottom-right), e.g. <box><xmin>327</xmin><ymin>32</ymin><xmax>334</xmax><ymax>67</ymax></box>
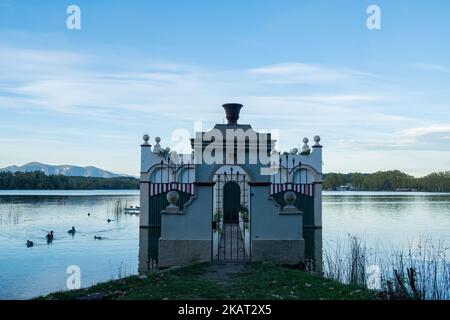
<box><xmin>223</xmin><ymin>181</ymin><xmax>240</xmax><ymax>222</ymax></box>
<box><xmin>212</xmin><ymin>166</ymin><xmax>251</xmax><ymax>261</ymax></box>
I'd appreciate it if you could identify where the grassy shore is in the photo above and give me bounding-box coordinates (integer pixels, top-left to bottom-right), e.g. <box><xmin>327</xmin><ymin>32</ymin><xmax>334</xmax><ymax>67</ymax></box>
<box><xmin>40</xmin><ymin>262</ymin><xmax>378</xmax><ymax>300</ymax></box>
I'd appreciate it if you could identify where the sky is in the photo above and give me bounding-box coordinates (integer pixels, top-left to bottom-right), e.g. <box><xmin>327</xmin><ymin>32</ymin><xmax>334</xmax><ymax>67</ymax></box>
<box><xmin>0</xmin><ymin>0</ymin><xmax>449</xmax><ymax>176</ymax></box>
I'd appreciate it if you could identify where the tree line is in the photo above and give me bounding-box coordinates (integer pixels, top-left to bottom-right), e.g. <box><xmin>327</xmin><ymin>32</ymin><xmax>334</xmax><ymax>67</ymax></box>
<box><xmin>1</xmin><ymin>170</ymin><xmax>449</xmax><ymax>192</ymax></box>
<box><xmin>0</xmin><ymin>171</ymin><xmax>139</xmax><ymax>190</ymax></box>
<box><xmin>323</xmin><ymin>170</ymin><xmax>450</xmax><ymax>192</ymax></box>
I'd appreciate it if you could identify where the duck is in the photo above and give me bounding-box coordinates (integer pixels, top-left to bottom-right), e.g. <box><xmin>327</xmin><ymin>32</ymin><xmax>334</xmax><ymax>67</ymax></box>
<box><xmin>26</xmin><ymin>240</ymin><xmax>34</xmax><ymax>247</ymax></box>
<box><xmin>94</xmin><ymin>236</ymin><xmax>103</xmax><ymax>240</ymax></box>
<box><xmin>46</xmin><ymin>231</ymin><xmax>54</xmax><ymax>242</ymax></box>
<box><xmin>68</xmin><ymin>226</ymin><xmax>76</xmax><ymax>234</ymax></box>
<box><xmin>87</xmin><ymin>213</ymin><xmax>91</xmax><ymax>216</ymax></box>
<box><xmin>107</xmin><ymin>219</ymin><xmax>112</xmax><ymax>223</ymax></box>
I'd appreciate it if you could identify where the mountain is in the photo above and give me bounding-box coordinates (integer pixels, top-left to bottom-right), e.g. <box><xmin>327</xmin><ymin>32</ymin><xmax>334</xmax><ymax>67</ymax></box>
<box><xmin>0</xmin><ymin>162</ymin><xmax>124</xmax><ymax>178</ymax></box>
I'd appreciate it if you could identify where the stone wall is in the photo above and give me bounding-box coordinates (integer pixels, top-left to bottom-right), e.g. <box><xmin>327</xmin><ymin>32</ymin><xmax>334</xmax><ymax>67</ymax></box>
<box><xmin>158</xmin><ymin>184</ymin><xmax>213</xmax><ymax>267</ymax></box>
<box><xmin>250</xmin><ymin>184</ymin><xmax>305</xmax><ymax>265</ymax></box>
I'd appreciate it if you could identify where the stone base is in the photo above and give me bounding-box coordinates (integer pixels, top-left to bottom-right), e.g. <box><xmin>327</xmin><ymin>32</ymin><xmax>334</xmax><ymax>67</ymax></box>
<box><xmin>251</xmin><ymin>239</ymin><xmax>305</xmax><ymax>265</ymax></box>
<box><xmin>159</xmin><ymin>239</ymin><xmax>211</xmax><ymax>268</ymax></box>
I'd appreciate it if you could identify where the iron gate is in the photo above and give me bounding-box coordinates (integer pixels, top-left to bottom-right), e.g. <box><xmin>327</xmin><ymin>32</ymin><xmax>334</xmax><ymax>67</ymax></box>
<box><xmin>144</xmin><ymin>157</ymin><xmax>194</xmax><ymax>270</ymax></box>
<box><xmin>212</xmin><ymin>169</ymin><xmax>250</xmax><ymax>261</ymax></box>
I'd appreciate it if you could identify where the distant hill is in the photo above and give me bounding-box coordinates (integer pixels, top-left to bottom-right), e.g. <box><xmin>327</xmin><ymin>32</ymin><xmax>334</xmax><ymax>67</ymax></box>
<box><xmin>0</xmin><ymin>162</ymin><xmax>124</xmax><ymax>178</ymax></box>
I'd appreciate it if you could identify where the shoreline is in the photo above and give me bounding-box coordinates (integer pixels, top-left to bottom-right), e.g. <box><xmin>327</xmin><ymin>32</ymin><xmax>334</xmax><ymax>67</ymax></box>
<box><xmin>1</xmin><ymin>190</ymin><xmax>449</xmax><ymax>196</ymax></box>
<box><xmin>38</xmin><ymin>262</ymin><xmax>378</xmax><ymax>300</ymax></box>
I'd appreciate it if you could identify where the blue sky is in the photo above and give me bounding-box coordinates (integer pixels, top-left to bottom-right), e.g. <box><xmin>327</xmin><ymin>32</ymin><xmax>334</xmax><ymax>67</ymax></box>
<box><xmin>0</xmin><ymin>0</ymin><xmax>450</xmax><ymax>176</ymax></box>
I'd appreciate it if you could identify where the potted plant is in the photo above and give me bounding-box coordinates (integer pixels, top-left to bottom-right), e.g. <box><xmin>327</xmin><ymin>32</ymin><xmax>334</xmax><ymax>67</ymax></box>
<box><xmin>213</xmin><ymin>209</ymin><xmax>223</xmax><ymax>233</ymax></box>
<box><xmin>238</xmin><ymin>205</ymin><xmax>249</xmax><ymax>230</ymax></box>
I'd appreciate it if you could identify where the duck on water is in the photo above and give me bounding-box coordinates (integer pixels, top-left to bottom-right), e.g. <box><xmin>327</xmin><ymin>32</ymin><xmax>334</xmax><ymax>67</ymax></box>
<box><xmin>46</xmin><ymin>231</ymin><xmax>54</xmax><ymax>242</ymax></box>
<box><xmin>29</xmin><ymin>224</ymin><xmax>113</xmax><ymax>246</ymax></box>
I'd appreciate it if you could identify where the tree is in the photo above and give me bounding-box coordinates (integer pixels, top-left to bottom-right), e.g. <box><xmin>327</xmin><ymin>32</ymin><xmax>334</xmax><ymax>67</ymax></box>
<box><xmin>0</xmin><ymin>171</ymin><xmax>139</xmax><ymax>190</ymax></box>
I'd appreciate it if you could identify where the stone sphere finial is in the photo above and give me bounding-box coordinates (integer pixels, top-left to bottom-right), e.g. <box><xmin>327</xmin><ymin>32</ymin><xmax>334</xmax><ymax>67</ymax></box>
<box><xmin>283</xmin><ymin>191</ymin><xmax>297</xmax><ymax>210</ymax></box>
<box><xmin>166</xmin><ymin>190</ymin><xmax>179</xmax><ymax>211</ymax></box>
<box><xmin>301</xmin><ymin>137</ymin><xmax>311</xmax><ymax>154</ymax></box>
<box><xmin>142</xmin><ymin>134</ymin><xmax>150</xmax><ymax>145</ymax></box>
<box><xmin>313</xmin><ymin>135</ymin><xmax>321</xmax><ymax>147</ymax></box>
<box><xmin>153</xmin><ymin>137</ymin><xmax>162</xmax><ymax>154</ymax></box>
<box><xmin>290</xmin><ymin>148</ymin><xmax>298</xmax><ymax>155</ymax></box>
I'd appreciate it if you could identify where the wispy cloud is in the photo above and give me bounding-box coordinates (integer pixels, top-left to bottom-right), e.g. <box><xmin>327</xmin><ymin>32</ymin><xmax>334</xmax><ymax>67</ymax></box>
<box><xmin>396</xmin><ymin>124</ymin><xmax>450</xmax><ymax>150</ymax></box>
<box><xmin>0</xmin><ymin>46</ymin><xmax>392</xmax><ymax>124</ymax></box>
<box><xmin>401</xmin><ymin>124</ymin><xmax>450</xmax><ymax>138</ymax></box>
<box><xmin>247</xmin><ymin>62</ymin><xmax>377</xmax><ymax>84</ymax></box>
<box><xmin>341</xmin><ymin>123</ymin><xmax>450</xmax><ymax>151</ymax></box>
<box><xmin>414</xmin><ymin>63</ymin><xmax>450</xmax><ymax>74</ymax></box>
<box><xmin>0</xmin><ymin>46</ymin><xmax>448</xmax><ymax>174</ymax></box>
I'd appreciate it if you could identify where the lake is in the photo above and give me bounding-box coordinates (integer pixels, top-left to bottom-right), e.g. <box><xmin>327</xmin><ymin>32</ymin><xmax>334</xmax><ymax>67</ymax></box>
<box><xmin>0</xmin><ymin>190</ymin><xmax>449</xmax><ymax>299</ymax></box>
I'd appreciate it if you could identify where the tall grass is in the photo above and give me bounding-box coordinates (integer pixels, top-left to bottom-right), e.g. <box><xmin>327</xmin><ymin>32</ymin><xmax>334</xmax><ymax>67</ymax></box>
<box><xmin>382</xmin><ymin>237</ymin><xmax>450</xmax><ymax>300</ymax></box>
<box><xmin>323</xmin><ymin>235</ymin><xmax>450</xmax><ymax>300</ymax></box>
<box><xmin>110</xmin><ymin>261</ymin><xmax>133</xmax><ymax>280</ymax></box>
<box><xmin>112</xmin><ymin>199</ymin><xmax>129</xmax><ymax>215</ymax></box>
<box><xmin>107</xmin><ymin>199</ymin><xmax>129</xmax><ymax>221</ymax></box>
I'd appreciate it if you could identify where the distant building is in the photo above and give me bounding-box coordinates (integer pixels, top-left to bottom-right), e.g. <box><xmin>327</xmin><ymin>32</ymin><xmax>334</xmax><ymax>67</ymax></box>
<box><xmin>337</xmin><ymin>184</ymin><xmax>353</xmax><ymax>191</ymax></box>
<box><xmin>139</xmin><ymin>104</ymin><xmax>323</xmax><ymax>271</ymax></box>
<box><xmin>395</xmin><ymin>188</ymin><xmax>418</xmax><ymax>192</ymax></box>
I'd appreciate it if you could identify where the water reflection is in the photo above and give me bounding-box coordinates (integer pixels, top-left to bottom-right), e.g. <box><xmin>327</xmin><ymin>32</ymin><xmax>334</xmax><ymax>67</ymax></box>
<box><xmin>138</xmin><ymin>226</ymin><xmax>323</xmax><ymax>274</ymax></box>
<box><xmin>0</xmin><ymin>207</ymin><xmax>22</xmax><ymax>226</ymax></box>
<box><xmin>304</xmin><ymin>228</ymin><xmax>323</xmax><ymax>273</ymax></box>
<box><xmin>323</xmin><ymin>192</ymin><xmax>450</xmax><ymax>249</ymax></box>
<box><xmin>138</xmin><ymin>227</ymin><xmax>160</xmax><ymax>274</ymax></box>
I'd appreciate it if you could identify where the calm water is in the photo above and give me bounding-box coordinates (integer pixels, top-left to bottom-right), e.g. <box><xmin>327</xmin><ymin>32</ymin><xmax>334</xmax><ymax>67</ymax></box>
<box><xmin>323</xmin><ymin>191</ymin><xmax>450</xmax><ymax>248</ymax></box>
<box><xmin>0</xmin><ymin>190</ymin><xmax>140</xmax><ymax>299</ymax></box>
<box><xmin>0</xmin><ymin>190</ymin><xmax>449</xmax><ymax>299</ymax></box>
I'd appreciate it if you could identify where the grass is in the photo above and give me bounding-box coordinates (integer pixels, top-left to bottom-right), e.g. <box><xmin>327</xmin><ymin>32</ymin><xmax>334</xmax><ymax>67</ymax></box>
<box><xmin>39</xmin><ymin>262</ymin><xmax>378</xmax><ymax>300</ymax></box>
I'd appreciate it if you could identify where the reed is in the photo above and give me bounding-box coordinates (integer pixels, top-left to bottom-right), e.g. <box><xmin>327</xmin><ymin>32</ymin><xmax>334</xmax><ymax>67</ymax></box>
<box><xmin>109</xmin><ymin>198</ymin><xmax>129</xmax><ymax>219</ymax></box>
<box><xmin>323</xmin><ymin>234</ymin><xmax>450</xmax><ymax>300</ymax></box>
<box><xmin>0</xmin><ymin>206</ymin><xmax>21</xmax><ymax>226</ymax></box>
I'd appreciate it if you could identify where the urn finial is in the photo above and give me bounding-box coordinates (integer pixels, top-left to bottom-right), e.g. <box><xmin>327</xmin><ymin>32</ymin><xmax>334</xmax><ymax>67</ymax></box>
<box><xmin>222</xmin><ymin>103</ymin><xmax>243</xmax><ymax>125</ymax></box>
